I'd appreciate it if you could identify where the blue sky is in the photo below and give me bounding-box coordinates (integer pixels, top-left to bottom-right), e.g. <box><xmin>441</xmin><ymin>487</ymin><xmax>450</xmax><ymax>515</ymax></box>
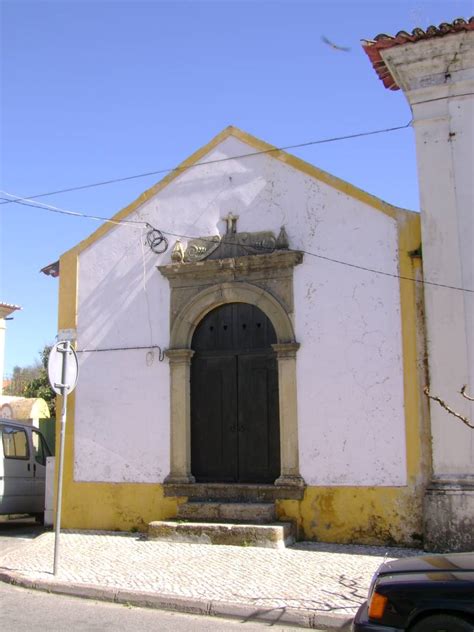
<box><xmin>1</xmin><ymin>0</ymin><xmax>471</xmax><ymax>375</ymax></box>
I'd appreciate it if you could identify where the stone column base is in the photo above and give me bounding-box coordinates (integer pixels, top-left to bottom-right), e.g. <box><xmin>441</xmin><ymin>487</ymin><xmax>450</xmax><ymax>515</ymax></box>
<box><xmin>275</xmin><ymin>474</ymin><xmax>305</xmax><ymax>488</ymax></box>
<box><xmin>164</xmin><ymin>474</ymin><xmax>196</xmax><ymax>485</ymax></box>
<box><xmin>423</xmin><ymin>478</ymin><xmax>474</xmax><ymax>552</ymax></box>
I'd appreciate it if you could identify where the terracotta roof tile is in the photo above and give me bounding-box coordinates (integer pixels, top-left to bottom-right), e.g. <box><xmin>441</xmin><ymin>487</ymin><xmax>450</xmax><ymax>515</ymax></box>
<box><xmin>362</xmin><ymin>17</ymin><xmax>474</xmax><ymax>90</ymax></box>
<box><xmin>0</xmin><ymin>303</ymin><xmax>21</xmax><ymax>318</ymax></box>
<box><xmin>0</xmin><ymin>302</ymin><xmax>21</xmax><ymax>310</ymax></box>
<box><xmin>40</xmin><ymin>260</ymin><xmax>60</xmax><ymax>278</ymax></box>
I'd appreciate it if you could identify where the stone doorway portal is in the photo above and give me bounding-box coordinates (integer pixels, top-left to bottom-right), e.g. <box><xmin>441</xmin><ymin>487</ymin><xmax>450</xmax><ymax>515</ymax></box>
<box><xmin>159</xmin><ymin>228</ymin><xmax>305</xmax><ymax>489</ymax></box>
<box><xmin>191</xmin><ymin>302</ymin><xmax>280</xmax><ymax>483</ymax></box>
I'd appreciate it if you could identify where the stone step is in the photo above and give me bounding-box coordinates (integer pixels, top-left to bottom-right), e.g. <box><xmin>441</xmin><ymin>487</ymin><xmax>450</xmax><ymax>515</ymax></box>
<box><xmin>148</xmin><ymin>520</ymin><xmax>295</xmax><ymax>549</ymax></box>
<box><xmin>177</xmin><ymin>501</ymin><xmax>275</xmax><ymax>523</ymax></box>
<box><xmin>164</xmin><ymin>482</ymin><xmax>305</xmax><ymax>502</ymax></box>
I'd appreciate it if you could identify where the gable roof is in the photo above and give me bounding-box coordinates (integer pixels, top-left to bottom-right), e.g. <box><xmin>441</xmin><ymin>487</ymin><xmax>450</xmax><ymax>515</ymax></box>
<box><xmin>362</xmin><ymin>17</ymin><xmax>474</xmax><ymax>90</ymax></box>
<box><xmin>63</xmin><ymin>125</ymin><xmax>411</xmax><ymax>260</ymax></box>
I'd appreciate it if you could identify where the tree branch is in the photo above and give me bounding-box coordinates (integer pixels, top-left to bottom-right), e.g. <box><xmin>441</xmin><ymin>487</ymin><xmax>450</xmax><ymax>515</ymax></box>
<box><xmin>424</xmin><ymin>386</ymin><xmax>474</xmax><ymax>429</ymax></box>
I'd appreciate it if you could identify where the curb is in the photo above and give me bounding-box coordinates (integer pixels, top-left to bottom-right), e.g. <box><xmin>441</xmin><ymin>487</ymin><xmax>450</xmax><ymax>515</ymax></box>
<box><xmin>0</xmin><ymin>569</ymin><xmax>353</xmax><ymax>630</ymax></box>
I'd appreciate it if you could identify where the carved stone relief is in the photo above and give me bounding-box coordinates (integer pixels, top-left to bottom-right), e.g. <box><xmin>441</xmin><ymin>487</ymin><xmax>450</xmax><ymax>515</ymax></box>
<box><xmin>181</xmin><ymin>223</ymin><xmax>291</xmax><ymax>263</ymax></box>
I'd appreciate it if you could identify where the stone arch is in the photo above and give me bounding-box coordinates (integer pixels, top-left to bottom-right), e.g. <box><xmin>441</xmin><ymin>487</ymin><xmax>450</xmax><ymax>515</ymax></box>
<box><xmin>159</xmin><ymin>252</ymin><xmax>305</xmax><ymax>489</ymax></box>
<box><xmin>170</xmin><ymin>282</ymin><xmax>296</xmax><ymax>349</ymax></box>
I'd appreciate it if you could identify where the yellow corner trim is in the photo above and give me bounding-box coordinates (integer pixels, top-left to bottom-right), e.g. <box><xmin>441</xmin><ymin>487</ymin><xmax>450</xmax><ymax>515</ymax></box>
<box><xmin>397</xmin><ymin>211</ymin><xmax>425</xmax><ymax>483</ymax></box>
<box><xmin>58</xmin><ymin>249</ymin><xmax>78</xmax><ymax>330</ymax></box>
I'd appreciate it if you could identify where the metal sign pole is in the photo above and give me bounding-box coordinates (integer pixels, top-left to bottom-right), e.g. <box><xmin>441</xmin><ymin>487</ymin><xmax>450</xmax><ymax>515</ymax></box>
<box><xmin>53</xmin><ymin>340</ymin><xmax>71</xmax><ymax>576</ymax></box>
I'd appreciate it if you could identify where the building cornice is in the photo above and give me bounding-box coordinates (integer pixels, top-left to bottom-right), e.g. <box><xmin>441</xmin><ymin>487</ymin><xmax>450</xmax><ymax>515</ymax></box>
<box><xmin>158</xmin><ymin>250</ymin><xmax>304</xmax><ymax>284</ymax></box>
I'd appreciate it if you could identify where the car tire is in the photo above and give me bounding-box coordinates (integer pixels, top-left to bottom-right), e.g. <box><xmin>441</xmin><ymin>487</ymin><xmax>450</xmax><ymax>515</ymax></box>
<box><xmin>411</xmin><ymin>614</ymin><xmax>474</xmax><ymax>632</ymax></box>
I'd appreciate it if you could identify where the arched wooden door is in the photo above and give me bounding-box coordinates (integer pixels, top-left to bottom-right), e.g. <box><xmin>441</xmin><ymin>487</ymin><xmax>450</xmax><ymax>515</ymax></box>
<box><xmin>191</xmin><ymin>302</ymin><xmax>280</xmax><ymax>483</ymax></box>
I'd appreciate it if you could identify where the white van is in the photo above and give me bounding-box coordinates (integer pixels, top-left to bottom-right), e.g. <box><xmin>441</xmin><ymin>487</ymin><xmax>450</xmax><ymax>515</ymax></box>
<box><xmin>0</xmin><ymin>418</ymin><xmax>52</xmax><ymax>518</ymax></box>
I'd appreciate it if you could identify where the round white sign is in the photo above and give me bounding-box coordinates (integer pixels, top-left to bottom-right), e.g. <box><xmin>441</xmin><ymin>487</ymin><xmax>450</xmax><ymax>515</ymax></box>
<box><xmin>48</xmin><ymin>341</ymin><xmax>79</xmax><ymax>395</ymax></box>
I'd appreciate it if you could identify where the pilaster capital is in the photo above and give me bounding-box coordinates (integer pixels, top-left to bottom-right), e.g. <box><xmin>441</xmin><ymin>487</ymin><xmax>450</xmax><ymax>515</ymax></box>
<box><xmin>165</xmin><ymin>348</ymin><xmax>195</xmax><ymax>364</ymax></box>
<box><xmin>272</xmin><ymin>342</ymin><xmax>300</xmax><ymax>359</ymax></box>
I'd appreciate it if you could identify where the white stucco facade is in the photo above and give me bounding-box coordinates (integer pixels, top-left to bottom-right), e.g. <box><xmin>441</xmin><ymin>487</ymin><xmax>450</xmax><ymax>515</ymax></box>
<box><xmin>0</xmin><ymin>302</ymin><xmax>21</xmax><ymax>396</ymax></box>
<box><xmin>74</xmin><ymin>134</ymin><xmax>408</xmax><ymax>488</ymax></box>
<box><xmin>378</xmin><ymin>25</ymin><xmax>474</xmax><ymax>550</ymax></box>
<box><xmin>381</xmin><ymin>32</ymin><xmax>474</xmax><ymax>480</ymax></box>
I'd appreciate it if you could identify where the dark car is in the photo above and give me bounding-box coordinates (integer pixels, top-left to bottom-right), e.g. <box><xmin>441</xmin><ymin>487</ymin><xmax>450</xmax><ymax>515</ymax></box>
<box><xmin>352</xmin><ymin>552</ymin><xmax>474</xmax><ymax>631</ymax></box>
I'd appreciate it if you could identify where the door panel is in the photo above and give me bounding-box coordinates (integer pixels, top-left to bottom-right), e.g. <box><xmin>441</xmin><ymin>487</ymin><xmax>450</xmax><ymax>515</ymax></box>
<box><xmin>235</xmin><ymin>302</ymin><xmax>276</xmax><ymax>351</ymax></box>
<box><xmin>192</xmin><ymin>303</ymin><xmax>236</xmax><ymax>352</ymax></box>
<box><xmin>31</xmin><ymin>429</ymin><xmax>50</xmax><ymax>513</ymax></box>
<box><xmin>1</xmin><ymin>425</ymin><xmax>35</xmax><ymax>513</ymax></box>
<box><xmin>191</xmin><ymin>355</ymin><xmax>238</xmax><ymax>482</ymax></box>
<box><xmin>191</xmin><ymin>303</ymin><xmax>280</xmax><ymax>484</ymax></box>
<box><xmin>193</xmin><ymin>303</ymin><xmax>277</xmax><ymax>352</ymax></box>
<box><xmin>238</xmin><ymin>354</ymin><xmax>280</xmax><ymax>483</ymax></box>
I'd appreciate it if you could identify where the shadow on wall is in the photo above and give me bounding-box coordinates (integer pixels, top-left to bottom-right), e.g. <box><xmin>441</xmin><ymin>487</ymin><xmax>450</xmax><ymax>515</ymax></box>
<box><xmin>74</xmin><ymin>155</ymin><xmax>289</xmax><ymax>364</ymax></box>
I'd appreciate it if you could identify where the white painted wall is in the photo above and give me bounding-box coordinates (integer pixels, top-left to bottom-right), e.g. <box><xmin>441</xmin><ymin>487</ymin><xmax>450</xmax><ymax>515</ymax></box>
<box><xmin>382</xmin><ymin>32</ymin><xmax>474</xmax><ymax>479</ymax></box>
<box><xmin>0</xmin><ymin>304</ymin><xmax>20</xmax><ymax>396</ymax></box>
<box><xmin>75</xmin><ymin>134</ymin><xmax>407</xmax><ymax>486</ymax></box>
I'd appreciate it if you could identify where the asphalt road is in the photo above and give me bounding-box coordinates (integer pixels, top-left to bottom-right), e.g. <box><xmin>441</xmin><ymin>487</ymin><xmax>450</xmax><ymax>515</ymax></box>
<box><xmin>0</xmin><ymin>581</ymin><xmax>323</xmax><ymax>631</ymax></box>
<box><xmin>0</xmin><ymin>517</ymin><xmax>324</xmax><ymax>631</ymax></box>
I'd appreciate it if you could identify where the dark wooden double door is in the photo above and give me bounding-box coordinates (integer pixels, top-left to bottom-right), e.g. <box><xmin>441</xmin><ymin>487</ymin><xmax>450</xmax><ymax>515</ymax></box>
<box><xmin>191</xmin><ymin>303</ymin><xmax>280</xmax><ymax>483</ymax></box>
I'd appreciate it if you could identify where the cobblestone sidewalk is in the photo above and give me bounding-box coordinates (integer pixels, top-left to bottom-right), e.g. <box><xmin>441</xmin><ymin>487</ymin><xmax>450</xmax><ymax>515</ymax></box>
<box><xmin>0</xmin><ymin>531</ymin><xmax>423</xmax><ymax>629</ymax></box>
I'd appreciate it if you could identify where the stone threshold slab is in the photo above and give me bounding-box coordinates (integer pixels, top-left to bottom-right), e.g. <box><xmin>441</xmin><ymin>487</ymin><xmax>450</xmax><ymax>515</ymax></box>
<box><xmin>148</xmin><ymin>520</ymin><xmax>295</xmax><ymax>549</ymax></box>
<box><xmin>163</xmin><ymin>482</ymin><xmax>305</xmax><ymax>501</ymax></box>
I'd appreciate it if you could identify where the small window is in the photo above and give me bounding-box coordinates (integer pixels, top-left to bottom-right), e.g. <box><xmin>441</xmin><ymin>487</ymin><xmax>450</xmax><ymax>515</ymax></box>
<box><xmin>2</xmin><ymin>426</ymin><xmax>30</xmax><ymax>459</ymax></box>
<box><xmin>32</xmin><ymin>430</ymin><xmax>51</xmax><ymax>466</ymax></box>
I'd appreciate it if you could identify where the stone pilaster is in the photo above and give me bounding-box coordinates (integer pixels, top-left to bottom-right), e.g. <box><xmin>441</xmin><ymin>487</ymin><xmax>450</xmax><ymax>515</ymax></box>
<box><xmin>164</xmin><ymin>348</ymin><xmax>195</xmax><ymax>484</ymax></box>
<box><xmin>272</xmin><ymin>342</ymin><xmax>305</xmax><ymax>488</ymax></box>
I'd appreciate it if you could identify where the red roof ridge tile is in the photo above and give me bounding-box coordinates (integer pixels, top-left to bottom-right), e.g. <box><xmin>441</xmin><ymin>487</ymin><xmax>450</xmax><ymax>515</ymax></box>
<box><xmin>362</xmin><ymin>17</ymin><xmax>474</xmax><ymax>90</ymax></box>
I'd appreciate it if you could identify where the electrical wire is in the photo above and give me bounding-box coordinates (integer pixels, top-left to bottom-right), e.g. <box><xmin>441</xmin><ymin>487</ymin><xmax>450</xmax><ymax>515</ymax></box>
<box><xmin>76</xmin><ymin>344</ymin><xmax>166</xmax><ymax>361</ymax></box>
<box><xmin>0</xmin><ymin>190</ymin><xmax>143</xmax><ymax>225</ymax></box>
<box><xmin>157</xmin><ymin>229</ymin><xmax>473</xmax><ymax>294</ymax></box>
<box><xmin>2</xmin><ymin>191</ymin><xmax>472</xmax><ymax>294</ymax></box>
<box><xmin>0</xmin><ymin>190</ymin><xmax>168</xmax><ymax>253</ymax></box>
<box><xmin>297</xmin><ymin>249</ymin><xmax>472</xmax><ymax>293</ymax></box>
<box><xmin>0</xmin><ymin>122</ymin><xmax>412</xmax><ymax>206</ymax></box>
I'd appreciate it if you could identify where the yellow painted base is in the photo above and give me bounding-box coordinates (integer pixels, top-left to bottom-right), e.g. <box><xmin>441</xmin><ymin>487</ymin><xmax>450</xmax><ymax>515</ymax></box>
<box><xmin>60</xmin><ymin>482</ymin><xmax>180</xmax><ymax>532</ymax></box>
<box><xmin>278</xmin><ymin>486</ymin><xmax>424</xmax><ymax>547</ymax></box>
<box><xmin>59</xmin><ymin>480</ymin><xmax>423</xmax><ymax>547</ymax></box>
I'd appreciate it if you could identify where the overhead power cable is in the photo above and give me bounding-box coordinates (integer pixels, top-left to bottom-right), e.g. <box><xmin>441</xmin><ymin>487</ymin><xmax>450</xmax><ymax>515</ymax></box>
<box><xmin>0</xmin><ymin>122</ymin><xmax>412</xmax><ymax>205</ymax></box>
<box><xmin>157</xmin><ymin>228</ymin><xmax>472</xmax><ymax>294</ymax></box>
<box><xmin>2</xmin><ymin>191</ymin><xmax>472</xmax><ymax>294</ymax></box>
<box><xmin>0</xmin><ymin>191</ymin><xmax>144</xmax><ymax>225</ymax></box>
<box><xmin>297</xmin><ymin>249</ymin><xmax>471</xmax><ymax>293</ymax></box>
<box><xmin>0</xmin><ymin>191</ymin><xmax>169</xmax><ymax>253</ymax></box>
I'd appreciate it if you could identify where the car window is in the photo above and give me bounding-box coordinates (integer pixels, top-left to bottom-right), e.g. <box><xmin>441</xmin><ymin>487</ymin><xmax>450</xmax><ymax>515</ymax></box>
<box><xmin>32</xmin><ymin>430</ymin><xmax>51</xmax><ymax>466</ymax></box>
<box><xmin>2</xmin><ymin>426</ymin><xmax>30</xmax><ymax>459</ymax></box>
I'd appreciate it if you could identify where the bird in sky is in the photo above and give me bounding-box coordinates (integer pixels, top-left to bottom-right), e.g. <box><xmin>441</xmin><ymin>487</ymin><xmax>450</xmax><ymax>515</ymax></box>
<box><xmin>321</xmin><ymin>35</ymin><xmax>351</xmax><ymax>52</ymax></box>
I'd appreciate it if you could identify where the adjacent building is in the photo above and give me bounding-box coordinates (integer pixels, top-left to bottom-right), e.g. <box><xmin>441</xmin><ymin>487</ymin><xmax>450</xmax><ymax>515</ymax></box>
<box><xmin>0</xmin><ymin>302</ymin><xmax>21</xmax><ymax>397</ymax></box>
<box><xmin>363</xmin><ymin>15</ymin><xmax>474</xmax><ymax>551</ymax></box>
